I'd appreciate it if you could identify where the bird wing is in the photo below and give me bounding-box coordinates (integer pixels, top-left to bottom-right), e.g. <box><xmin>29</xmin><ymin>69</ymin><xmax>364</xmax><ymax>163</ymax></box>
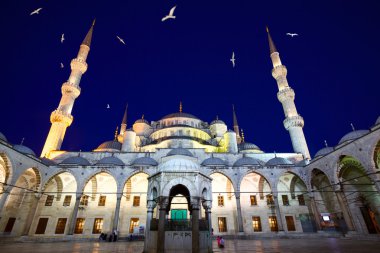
<box><xmin>37</xmin><ymin>8</ymin><xmax>42</xmax><ymax>12</ymax></box>
<box><xmin>169</xmin><ymin>6</ymin><xmax>176</xmax><ymax>16</ymax></box>
<box><xmin>162</xmin><ymin>16</ymin><xmax>169</xmax><ymax>21</ymax></box>
<box><xmin>232</xmin><ymin>52</ymin><xmax>235</xmax><ymax>59</ymax></box>
<box><xmin>117</xmin><ymin>36</ymin><xmax>121</xmax><ymax>41</ymax></box>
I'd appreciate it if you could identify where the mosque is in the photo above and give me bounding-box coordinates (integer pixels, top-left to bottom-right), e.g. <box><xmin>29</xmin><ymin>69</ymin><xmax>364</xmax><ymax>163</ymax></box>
<box><xmin>0</xmin><ymin>21</ymin><xmax>379</xmax><ymax>252</ymax></box>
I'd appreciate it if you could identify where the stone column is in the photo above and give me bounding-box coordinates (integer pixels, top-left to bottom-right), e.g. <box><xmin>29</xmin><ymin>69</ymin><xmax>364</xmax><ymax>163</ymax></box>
<box><xmin>235</xmin><ymin>192</ymin><xmax>244</xmax><ymax>233</ymax></box>
<box><xmin>202</xmin><ymin>200</ymin><xmax>212</xmax><ymax>253</ymax></box>
<box><xmin>273</xmin><ymin>194</ymin><xmax>284</xmax><ymax>231</ymax></box>
<box><xmin>0</xmin><ymin>186</ymin><xmax>12</xmax><ymax>213</ymax></box>
<box><xmin>112</xmin><ymin>193</ymin><xmax>122</xmax><ymax>232</ymax></box>
<box><xmin>157</xmin><ymin>197</ymin><xmax>168</xmax><ymax>253</ymax></box>
<box><xmin>335</xmin><ymin>190</ymin><xmax>355</xmax><ymax>231</ymax></box>
<box><xmin>22</xmin><ymin>194</ymin><xmax>42</xmax><ymax>235</ymax></box>
<box><xmin>144</xmin><ymin>200</ymin><xmax>157</xmax><ymax>253</ymax></box>
<box><xmin>191</xmin><ymin>199</ymin><xmax>200</xmax><ymax>253</ymax></box>
<box><xmin>67</xmin><ymin>193</ymin><xmax>81</xmax><ymax>235</ymax></box>
<box><xmin>308</xmin><ymin>195</ymin><xmax>322</xmax><ymax>231</ymax></box>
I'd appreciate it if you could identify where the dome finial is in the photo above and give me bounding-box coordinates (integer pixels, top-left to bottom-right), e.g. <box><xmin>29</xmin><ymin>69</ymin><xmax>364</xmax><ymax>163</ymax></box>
<box><xmin>350</xmin><ymin>123</ymin><xmax>355</xmax><ymax>131</ymax></box>
<box><xmin>324</xmin><ymin>140</ymin><xmax>328</xmax><ymax>147</ymax></box>
<box><xmin>179</xmin><ymin>101</ymin><xmax>183</xmax><ymax>113</ymax></box>
<box><xmin>20</xmin><ymin>137</ymin><xmax>25</xmax><ymax>145</ymax></box>
<box><xmin>142</xmin><ymin>114</ymin><xmax>145</xmax><ymax>120</ymax></box>
<box><xmin>216</xmin><ymin>115</ymin><xmax>219</xmax><ymax>120</ymax></box>
<box><xmin>274</xmin><ymin>151</ymin><xmax>277</xmax><ymax>158</ymax></box>
<box><xmin>114</xmin><ymin>126</ymin><xmax>119</xmax><ymax>141</ymax></box>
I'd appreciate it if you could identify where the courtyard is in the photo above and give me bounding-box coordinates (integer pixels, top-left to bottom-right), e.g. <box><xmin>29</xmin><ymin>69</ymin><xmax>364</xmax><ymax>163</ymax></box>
<box><xmin>0</xmin><ymin>238</ymin><xmax>380</xmax><ymax>253</ymax></box>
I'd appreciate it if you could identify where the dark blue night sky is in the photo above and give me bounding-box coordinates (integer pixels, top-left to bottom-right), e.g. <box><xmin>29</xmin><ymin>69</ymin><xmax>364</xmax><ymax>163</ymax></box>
<box><xmin>0</xmin><ymin>0</ymin><xmax>379</xmax><ymax>157</ymax></box>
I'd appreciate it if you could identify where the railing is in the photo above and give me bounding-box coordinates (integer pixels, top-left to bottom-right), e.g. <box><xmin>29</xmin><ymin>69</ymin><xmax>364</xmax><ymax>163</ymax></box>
<box><xmin>150</xmin><ymin>218</ymin><xmax>209</xmax><ymax>231</ymax></box>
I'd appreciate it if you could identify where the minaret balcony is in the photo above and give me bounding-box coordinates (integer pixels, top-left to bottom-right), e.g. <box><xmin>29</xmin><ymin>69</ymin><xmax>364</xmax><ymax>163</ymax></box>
<box><xmin>272</xmin><ymin>65</ymin><xmax>287</xmax><ymax>79</ymax></box>
<box><xmin>70</xmin><ymin>58</ymin><xmax>88</xmax><ymax>74</ymax></box>
<box><xmin>283</xmin><ymin>115</ymin><xmax>304</xmax><ymax>130</ymax></box>
<box><xmin>50</xmin><ymin>110</ymin><xmax>73</xmax><ymax>126</ymax></box>
<box><xmin>61</xmin><ymin>82</ymin><xmax>81</xmax><ymax>98</ymax></box>
<box><xmin>277</xmin><ymin>87</ymin><xmax>295</xmax><ymax>102</ymax></box>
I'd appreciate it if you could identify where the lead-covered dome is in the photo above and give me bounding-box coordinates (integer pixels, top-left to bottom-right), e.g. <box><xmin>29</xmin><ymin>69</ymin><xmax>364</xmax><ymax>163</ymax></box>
<box><xmin>162</xmin><ymin>112</ymin><xmax>199</xmax><ymax>120</ymax></box>
<box><xmin>233</xmin><ymin>156</ymin><xmax>263</xmax><ymax>167</ymax></box>
<box><xmin>159</xmin><ymin>158</ymin><xmax>199</xmax><ymax>171</ymax></box>
<box><xmin>167</xmin><ymin>148</ymin><xmax>193</xmax><ymax>157</ymax></box>
<box><xmin>265</xmin><ymin>157</ymin><xmax>293</xmax><ymax>166</ymax></box>
<box><xmin>338</xmin><ymin>130</ymin><xmax>369</xmax><ymax>145</ymax></box>
<box><xmin>210</xmin><ymin>119</ymin><xmax>225</xmax><ymax>125</ymax></box>
<box><xmin>60</xmin><ymin>156</ymin><xmax>91</xmax><ymax>166</ymax></box>
<box><xmin>13</xmin><ymin>144</ymin><xmax>36</xmax><ymax>156</ymax></box>
<box><xmin>96</xmin><ymin>156</ymin><xmax>124</xmax><ymax>166</ymax></box>
<box><xmin>201</xmin><ymin>157</ymin><xmax>227</xmax><ymax>167</ymax></box>
<box><xmin>314</xmin><ymin>147</ymin><xmax>334</xmax><ymax>158</ymax></box>
<box><xmin>96</xmin><ymin>140</ymin><xmax>122</xmax><ymax>151</ymax></box>
<box><xmin>238</xmin><ymin>142</ymin><xmax>262</xmax><ymax>152</ymax></box>
<box><xmin>131</xmin><ymin>156</ymin><xmax>158</xmax><ymax>167</ymax></box>
<box><xmin>41</xmin><ymin>157</ymin><xmax>57</xmax><ymax>166</ymax></box>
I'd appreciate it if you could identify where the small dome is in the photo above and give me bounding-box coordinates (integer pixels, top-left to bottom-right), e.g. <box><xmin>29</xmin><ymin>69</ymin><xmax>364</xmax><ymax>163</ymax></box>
<box><xmin>167</xmin><ymin>148</ymin><xmax>193</xmax><ymax>157</ymax></box>
<box><xmin>210</xmin><ymin>119</ymin><xmax>225</xmax><ymax>125</ymax></box>
<box><xmin>13</xmin><ymin>144</ymin><xmax>36</xmax><ymax>156</ymax></box>
<box><xmin>96</xmin><ymin>140</ymin><xmax>122</xmax><ymax>151</ymax></box>
<box><xmin>161</xmin><ymin>112</ymin><xmax>199</xmax><ymax>120</ymax></box>
<box><xmin>131</xmin><ymin>156</ymin><xmax>158</xmax><ymax>167</ymax></box>
<box><xmin>159</xmin><ymin>158</ymin><xmax>199</xmax><ymax>171</ymax></box>
<box><xmin>96</xmin><ymin>156</ymin><xmax>124</xmax><ymax>166</ymax></box>
<box><xmin>60</xmin><ymin>156</ymin><xmax>91</xmax><ymax>166</ymax></box>
<box><xmin>40</xmin><ymin>157</ymin><xmax>57</xmax><ymax>166</ymax></box>
<box><xmin>233</xmin><ymin>156</ymin><xmax>263</xmax><ymax>167</ymax></box>
<box><xmin>0</xmin><ymin>132</ymin><xmax>7</xmax><ymax>142</ymax></box>
<box><xmin>238</xmin><ymin>142</ymin><xmax>261</xmax><ymax>151</ymax></box>
<box><xmin>314</xmin><ymin>147</ymin><xmax>334</xmax><ymax>158</ymax></box>
<box><xmin>295</xmin><ymin>159</ymin><xmax>310</xmax><ymax>167</ymax></box>
<box><xmin>201</xmin><ymin>157</ymin><xmax>226</xmax><ymax>167</ymax></box>
<box><xmin>266</xmin><ymin>157</ymin><xmax>293</xmax><ymax>166</ymax></box>
<box><xmin>338</xmin><ymin>130</ymin><xmax>369</xmax><ymax>145</ymax></box>
<box><xmin>135</xmin><ymin>118</ymin><xmax>149</xmax><ymax>124</ymax></box>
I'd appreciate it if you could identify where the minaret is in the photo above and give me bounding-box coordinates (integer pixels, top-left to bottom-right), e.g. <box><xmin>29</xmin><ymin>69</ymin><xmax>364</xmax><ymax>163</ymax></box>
<box><xmin>41</xmin><ymin>21</ymin><xmax>95</xmax><ymax>158</ymax></box>
<box><xmin>120</xmin><ymin>104</ymin><xmax>128</xmax><ymax>136</ymax></box>
<box><xmin>232</xmin><ymin>104</ymin><xmax>242</xmax><ymax>144</ymax></box>
<box><xmin>266</xmin><ymin>27</ymin><xmax>310</xmax><ymax>159</ymax></box>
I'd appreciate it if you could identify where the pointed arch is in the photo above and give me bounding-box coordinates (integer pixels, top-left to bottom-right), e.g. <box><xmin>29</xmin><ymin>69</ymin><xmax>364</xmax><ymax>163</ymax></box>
<box><xmin>91</xmin><ymin>177</ymin><xmax>97</xmax><ymax>201</ymax></box>
<box><xmin>373</xmin><ymin>140</ymin><xmax>380</xmax><ymax>169</ymax></box>
<box><xmin>0</xmin><ymin>152</ymin><xmax>12</xmax><ymax>187</ymax></box>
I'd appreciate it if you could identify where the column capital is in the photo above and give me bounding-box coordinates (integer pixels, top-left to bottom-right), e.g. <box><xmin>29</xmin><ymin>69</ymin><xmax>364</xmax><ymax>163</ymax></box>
<box><xmin>147</xmin><ymin>199</ymin><xmax>157</xmax><ymax>210</ymax></box>
<box><xmin>158</xmin><ymin>196</ymin><xmax>169</xmax><ymax>210</ymax></box>
<box><xmin>202</xmin><ymin>200</ymin><xmax>212</xmax><ymax>210</ymax></box>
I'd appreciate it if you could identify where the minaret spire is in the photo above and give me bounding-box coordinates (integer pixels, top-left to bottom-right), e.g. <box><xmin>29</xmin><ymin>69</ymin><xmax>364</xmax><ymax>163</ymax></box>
<box><xmin>232</xmin><ymin>104</ymin><xmax>242</xmax><ymax>144</ymax></box>
<box><xmin>267</xmin><ymin>27</ymin><xmax>310</xmax><ymax>159</ymax></box>
<box><xmin>120</xmin><ymin>104</ymin><xmax>128</xmax><ymax>135</ymax></box>
<box><xmin>179</xmin><ymin>101</ymin><xmax>183</xmax><ymax>113</ymax></box>
<box><xmin>41</xmin><ymin>21</ymin><xmax>95</xmax><ymax>158</ymax></box>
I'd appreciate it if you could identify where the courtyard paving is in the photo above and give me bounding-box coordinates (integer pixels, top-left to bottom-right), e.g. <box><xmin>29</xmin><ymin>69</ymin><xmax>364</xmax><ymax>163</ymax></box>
<box><xmin>0</xmin><ymin>238</ymin><xmax>380</xmax><ymax>253</ymax></box>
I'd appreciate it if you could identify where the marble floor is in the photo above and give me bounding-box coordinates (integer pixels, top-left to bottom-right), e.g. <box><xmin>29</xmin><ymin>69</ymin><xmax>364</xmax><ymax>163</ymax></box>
<box><xmin>0</xmin><ymin>238</ymin><xmax>380</xmax><ymax>253</ymax></box>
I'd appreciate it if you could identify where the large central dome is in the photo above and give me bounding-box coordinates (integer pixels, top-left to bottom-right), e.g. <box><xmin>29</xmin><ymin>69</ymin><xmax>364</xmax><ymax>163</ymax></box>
<box><xmin>161</xmin><ymin>112</ymin><xmax>199</xmax><ymax>120</ymax></box>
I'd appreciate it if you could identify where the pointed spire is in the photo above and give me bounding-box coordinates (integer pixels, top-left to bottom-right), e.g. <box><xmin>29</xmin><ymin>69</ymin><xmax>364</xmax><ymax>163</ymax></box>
<box><xmin>232</xmin><ymin>104</ymin><xmax>238</xmax><ymax>127</ymax></box>
<box><xmin>232</xmin><ymin>104</ymin><xmax>242</xmax><ymax>144</ymax></box>
<box><xmin>82</xmin><ymin>19</ymin><xmax>96</xmax><ymax>47</ymax></box>
<box><xmin>179</xmin><ymin>101</ymin><xmax>183</xmax><ymax>113</ymax></box>
<box><xmin>120</xmin><ymin>104</ymin><xmax>128</xmax><ymax>135</ymax></box>
<box><xmin>114</xmin><ymin>126</ymin><xmax>119</xmax><ymax>141</ymax></box>
<box><xmin>266</xmin><ymin>26</ymin><xmax>278</xmax><ymax>55</ymax></box>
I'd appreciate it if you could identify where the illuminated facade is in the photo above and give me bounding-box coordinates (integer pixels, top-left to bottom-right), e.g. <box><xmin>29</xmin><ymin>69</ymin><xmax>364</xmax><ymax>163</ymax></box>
<box><xmin>0</xmin><ymin>23</ymin><xmax>379</xmax><ymax>246</ymax></box>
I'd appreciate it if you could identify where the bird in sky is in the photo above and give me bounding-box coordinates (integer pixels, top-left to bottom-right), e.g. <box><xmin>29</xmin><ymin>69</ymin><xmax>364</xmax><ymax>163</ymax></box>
<box><xmin>107</xmin><ymin>104</ymin><xmax>110</xmax><ymax>109</ymax></box>
<box><xmin>286</xmin><ymin>33</ymin><xmax>299</xmax><ymax>37</ymax></box>
<box><xmin>30</xmin><ymin>8</ymin><xmax>42</xmax><ymax>15</ymax></box>
<box><xmin>230</xmin><ymin>52</ymin><xmax>236</xmax><ymax>68</ymax></box>
<box><xmin>61</xmin><ymin>34</ymin><xmax>65</xmax><ymax>43</ymax></box>
<box><xmin>162</xmin><ymin>6</ymin><xmax>176</xmax><ymax>22</ymax></box>
<box><xmin>60</xmin><ymin>63</ymin><xmax>64</xmax><ymax>68</ymax></box>
<box><xmin>116</xmin><ymin>36</ymin><xmax>126</xmax><ymax>45</ymax></box>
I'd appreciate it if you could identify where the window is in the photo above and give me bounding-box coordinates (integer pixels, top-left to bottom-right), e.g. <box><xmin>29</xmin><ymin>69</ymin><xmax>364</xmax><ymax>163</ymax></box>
<box><xmin>55</xmin><ymin>218</ymin><xmax>67</xmax><ymax>234</ymax></box>
<box><xmin>250</xmin><ymin>195</ymin><xmax>257</xmax><ymax>206</ymax></box>
<box><xmin>218</xmin><ymin>195</ymin><xmax>224</xmax><ymax>207</ymax></box>
<box><xmin>129</xmin><ymin>218</ymin><xmax>139</xmax><ymax>233</ymax></box>
<box><xmin>63</xmin><ymin>195</ymin><xmax>72</xmax><ymax>206</ymax></box>
<box><xmin>133</xmin><ymin>196</ymin><xmax>140</xmax><ymax>207</ymax></box>
<box><xmin>98</xmin><ymin>196</ymin><xmax>106</xmax><ymax>206</ymax></box>
<box><xmin>4</xmin><ymin>217</ymin><xmax>16</xmax><ymax>233</ymax></box>
<box><xmin>80</xmin><ymin>195</ymin><xmax>89</xmax><ymax>206</ymax></box>
<box><xmin>74</xmin><ymin>218</ymin><xmax>85</xmax><ymax>234</ymax></box>
<box><xmin>268</xmin><ymin>216</ymin><xmax>278</xmax><ymax>232</ymax></box>
<box><xmin>282</xmin><ymin>195</ymin><xmax>289</xmax><ymax>206</ymax></box>
<box><xmin>297</xmin><ymin>195</ymin><xmax>305</xmax><ymax>206</ymax></box>
<box><xmin>92</xmin><ymin>218</ymin><xmax>103</xmax><ymax>234</ymax></box>
<box><xmin>252</xmin><ymin>216</ymin><xmax>262</xmax><ymax>232</ymax></box>
<box><xmin>285</xmin><ymin>216</ymin><xmax>296</xmax><ymax>231</ymax></box>
<box><xmin>266</xmin><ymin>195</ymin><xmax>274</xmax><ymax>205</ymax></box>
<box><xmin>35</xmin><ymin>218</ymin><xmax>49</xmax><ymax>234</ymax></box>
<box><xmin>45</xmin><ymin>195</ymin><xmax>54</xmax><ymax>206</ymax></box>
<box><xmin>218</xmin><ymin>217</ymin><xmax>227</xmax><ymax>232</ymax></box>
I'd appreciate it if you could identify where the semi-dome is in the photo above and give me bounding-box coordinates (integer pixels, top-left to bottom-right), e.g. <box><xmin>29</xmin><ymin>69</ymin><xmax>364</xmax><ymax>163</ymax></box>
<box><xmin>0</xmin><ymin>132</ymin><xmax>7</xmax><ymax>142</ymax></box>
<box><xmin>96</xmin><ymin>140</ymin><xmax>122</xmax><ymax>151</ymax></box>
<box><xmin>13</xmin><ymin>144</ymin><xmax>36</xmax><ymax>156</ymax></box>
<box><xmin>41</xmin><ymin>157</ymin><xmax>57</xmax><ymax>166</ymax></box>
<box><xmin>238</xmin><ymin>142</ymin><xmax>261</xmax><ymax>151</ymax></box>
<box><xmin>161</xmin><ymin>112</ymin><xmax>199</xmax><ymax>120</ymax></box>
<box><xmin>266</xmin><ymin>157</ymin><xmax>293</xmax><ymax>166</ymax></box>
<box><xmin>159</xmin><ymin>158</ymin><xmax>199</xmax><ymax>171</ymax></box>
<box><xmin>201</xmin><ymin>157</ymin><xmax>226</xmax><ymax>167</ymax></box>
<box><xmin>233</xmin><ymin>156</ymin><xmax>263</xmax><ymax>167</ymax></box>
<box><xmin>314</xmin><ymin>147</ymin><xmax>334</xmax><ymax>158</ymax></box>
<box><xmin>96</xmin><ymin>156</ymin><xmax>124</xmax><ymax>166</ymax></box>
<box><xmin>210</xmin><ymin>119</ymin><xmax>225</xmax><ymax>125</ymax></box>
<box><xmin>60</xmin><ymin>156</ymin><xmax>91</xmax><ymax>166</ymax></box>
<box><xmin>338</xmin><ymin>130</ymin><xmax>369</xmax><ymax>145</ymax></box>
<box><xmin>131</xmin><ymin>156</ymin><xmax>158</xmax><ymax>167</ymax></box>
<box><xmin>167</xmin><ymin>148</ymin><xmax>193</xmax><ymax>157</ymax></box>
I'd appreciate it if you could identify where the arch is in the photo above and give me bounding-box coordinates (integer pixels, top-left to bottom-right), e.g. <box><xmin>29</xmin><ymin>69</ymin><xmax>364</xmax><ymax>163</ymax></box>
<box><xmin>338</xmin><ymin>155</ymin><xmax>367</xmax><ymax>178</ymax></box>
<box><xmin>209</xmin><ymin>171</ymin><xmax>235</xmax><ymax>190</ymax></box>
<box><xmin>373</xmin><ymin>140</ymin><xmax>380</xmax><ymax>169</ymax></box>
<box><xmin>91</xmin><ymin>177</ymin><xmax>97</xmax><ymax>201</ymax></box>
<box><xmin>161</xmin><ymin>177</ymin><xmax>197</xmax><ymax>198</ymax></box>
<box><xmin>168</xmin><ymin>184</ymin><xmax>191</xmax><ymax>211</ymax></box>
<box><xmin>122</xmin><ymin>172</ymin><xmax>149</xmax><ymax>203</ymax></box>
<box><xmin>310</xmin><ymin>168</ymin><xmax>338</xmax><ymax>213</ymax></box>
<box><xmin>283</xmin><ymin>172</ymin><xmax>308</xmax><ymax>199</ymax></box>
<box><xmin>80</xmin><ymin>170</ymin><xmax>118</xmax><ymax>192</ymax></box>
<box><xmin>41</xmin><ymin>171</ymin><xmax>77</xmax><ymax>203</ymax></box>
<box><xmin>0</xmin><ymin>152</ymin><xmax>13</xmax><ymax>186</ymax></box>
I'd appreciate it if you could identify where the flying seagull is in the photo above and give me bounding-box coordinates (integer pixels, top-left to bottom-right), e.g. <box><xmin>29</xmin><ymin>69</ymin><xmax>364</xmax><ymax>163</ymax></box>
<box><xmin>61</xmin><ymin>34</ymin><xmax>65</xmax><ymax>43</ymax></box>
<box><xmin>116</xmin><ymin>36</ymin><xmax>126</xmax><ymax>45</ymax></box>
<box><xmin>60</xmin><ymin>62</ymin><xmax>64</xmax><ymax>68</ymax></box>
<box><xmin>286</xmin><ymin>33</ymin><xmax>298</xmax><ymax>37</ymax></box>
<box><xmin>230</xmin><ymin>52</ymin><xmax>236</xmax><ymax>68</ymax></box>
<box><xmin>30</xmin><ymin>8</ymin><xmax>42</xmax><ymax>15</ymax></box>
<box><xmin>107</xmin><ymin>104</ymin><xmax>110</xmax><ymax>109</ymax></box>
<box><xmin>162</xmin><ymin>6</ymin><xmax>176</xmax><ymax>22</ymax></box>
